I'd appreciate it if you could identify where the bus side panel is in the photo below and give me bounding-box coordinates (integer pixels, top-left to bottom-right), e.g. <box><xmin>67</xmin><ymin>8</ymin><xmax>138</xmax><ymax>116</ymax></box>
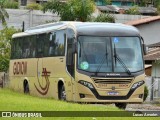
<box><xmin>9</xmin><ymin>59</ymin><xmax>37</xmax><ymax>94</ymax></box>
<box><xmin>42</xmin><ymin>57</ymin><xmax>73</xmax><ymax>101</ymax></box>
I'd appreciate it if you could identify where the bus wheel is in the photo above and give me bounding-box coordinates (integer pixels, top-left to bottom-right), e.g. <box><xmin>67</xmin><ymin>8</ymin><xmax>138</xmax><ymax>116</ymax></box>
<box><xmin>115</xmin><ymin>103</ymin><xmax>127</xmax><ymax>109</ymax></box>
<box><xmin>59</xmin><ymin>85</ymin><xmax>66</xmax><ymax>101</ymax></box>
<box><xmin>24</xmin><ymin>80</ymin><xmax>30</xmax><ymax>94</ymax></box>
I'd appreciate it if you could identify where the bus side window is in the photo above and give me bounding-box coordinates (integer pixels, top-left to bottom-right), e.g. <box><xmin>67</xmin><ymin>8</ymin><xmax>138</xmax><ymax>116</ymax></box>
<box><xmin>37</xmin><ymin>34</ymin><xmax>45</xmax><ymax>58</ymax></box>
<box><xmin>22</xmin><ymin>37</ymin><xmax>30</xmax><ymax>58</ymax></box>
<box><xmin>48</xmin><ymin>32</ymin><xmax>56</xmax><ymax>56</ymax></box>
<box><xmin>30</xmin><ymin>36</ymin><xmax>36</xmax><ymax>58</ymax></box>
<box><xmin>49</xmin><ymin>30</ymin><xmax>65</xmax><ymax>56</ymax></box>
<box><xmin>12</xmin><ymin>38</ymin><xmax>22</xmax><ymax>59</ymax></box>
<box><xmin>55</xmin><ymin>30</ymin><xmax>65</xmax><ymax>56</ymax></box>
<box><xmin>44</xmin><ymin>33</ymin><xmax>50</xmax><ymax>57</ymax></box>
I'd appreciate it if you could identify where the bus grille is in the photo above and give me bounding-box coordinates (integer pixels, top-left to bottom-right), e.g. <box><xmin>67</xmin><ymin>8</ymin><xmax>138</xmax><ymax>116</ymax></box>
<box><xmin>93</xmin><ymin>79</ymin><xmax>133</xmax><ymax>84</ymax></box>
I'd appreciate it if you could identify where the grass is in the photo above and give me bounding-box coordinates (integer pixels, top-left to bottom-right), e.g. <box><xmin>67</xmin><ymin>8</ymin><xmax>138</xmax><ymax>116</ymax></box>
<box><xmin>0</xmin><ymin>88</ymin><xmax>159</xmax><ymax>120</ymax></box>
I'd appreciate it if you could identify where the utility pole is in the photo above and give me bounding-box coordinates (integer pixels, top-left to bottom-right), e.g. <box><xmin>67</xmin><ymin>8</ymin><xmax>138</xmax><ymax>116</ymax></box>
<box><xmin>150</xmin><ymin>76</ymin><xmax>154</xmax><ymax>101</ymax></box>
<box><xmin>22</xmin><ymin>21</ymin><xmax>25</xmax><ymax>32</ymax></box>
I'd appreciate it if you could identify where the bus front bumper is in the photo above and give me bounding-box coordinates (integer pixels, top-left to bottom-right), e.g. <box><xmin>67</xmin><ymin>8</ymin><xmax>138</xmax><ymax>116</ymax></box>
<box><xmin>76</xmin><ymin>80</ymin><xmax>145</xmax><ymax>103</ymax></box>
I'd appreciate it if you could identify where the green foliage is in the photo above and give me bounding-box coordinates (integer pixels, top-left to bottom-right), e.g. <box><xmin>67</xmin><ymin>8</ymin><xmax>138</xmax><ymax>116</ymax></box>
<box><xmin>4</xmin><ymin>0</ymin><xmax>19</xmax><ymax>9</ymax></box>
<box><xmin>0</xmin><ymin>88</ymin><xmax>120</xmax><ymax>111</ymax></box>
<box><xmin>156</xmin><ymin>5</ymin><xmax>160</xmax><ymax>15</ymax></box>
<box><xmin>143</xmin><ymin>86</ymin><xmax>149</xmax><ymax>101</ymax></box>
<box><xmin>92</xmin><ymin>13</ymin><xmax>115</xmax><ymax>23</ymax></box>
<box><xmin>125</xmin><ymin>6</ymin><xmax>140</xmax><ymax>15</ymax></box>
<box><xmin>105</xmin><ymin>0</ymin><xmax>112</xmax><ymax>5</ymax></box>
<box><xmin>0</xmin><ymin>0</ymin><xmax>9</xmax><ymax>25</ymax></box>
<box><xmin>26</xmin><ymin>3</ymin><xmax>42</xmax><ymax>10</ymax></box>
<box><xmin>0</xmin><ymin>89</ymin><xmax>159</xmax><ymax>120</ymax></box>
<box><xmin>138</xmin><ymin>0</ymin><xmax>150</xmax><ymax>7</ymax></box>
<box><xmin>0</xmin><ymin>26</ymin><xmax>20</xmax><ymax>72</ymax></box>
<box><xmin>43</xmin><ymin>0</ymin><xmax>95</xmax><ymax>22</ymax></box>
<box><xmin>154</xmin><ymin>0</ymin><xmax>160</xmax><ymax>7</ymax></box>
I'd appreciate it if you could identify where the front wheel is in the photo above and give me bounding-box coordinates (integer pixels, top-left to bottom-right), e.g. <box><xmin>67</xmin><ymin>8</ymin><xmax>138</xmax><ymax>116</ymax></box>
<box><xmin>59</xmin><ymin>85</ymin><xmax>66</xmax><ymax>101</ymax></box>
<box><xmin>115</xmin><ymin>103</ymin><xmax>127</xmax><ymax>109</ymax></box>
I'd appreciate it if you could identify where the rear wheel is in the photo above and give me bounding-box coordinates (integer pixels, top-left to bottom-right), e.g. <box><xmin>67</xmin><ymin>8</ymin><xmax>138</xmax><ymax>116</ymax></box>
<box><xmin>115</xmin><ymin>103</ymin><xmax>127</xmax><ymax>109</ymax></box>
<box><xmin>24</xmin><ymin>80</ymin><xmax>29</xmax><ymax>94</ymax></box>
<box><xmin>59</xmin><ymin>85</ymin><xmax>66</xmax><ymax>101</ymax></box>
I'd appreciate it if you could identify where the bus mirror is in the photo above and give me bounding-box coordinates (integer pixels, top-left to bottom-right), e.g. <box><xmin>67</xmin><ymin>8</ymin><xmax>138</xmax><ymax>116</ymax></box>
<box><xmin>143</xmin><ymin>44</ymin><xmax>148</xmax><ymax>55</ymax></box>
<box><xmin>72</xmin><ymin>42</ymin><xmax>77</xmax><ymax>53</ymax></box>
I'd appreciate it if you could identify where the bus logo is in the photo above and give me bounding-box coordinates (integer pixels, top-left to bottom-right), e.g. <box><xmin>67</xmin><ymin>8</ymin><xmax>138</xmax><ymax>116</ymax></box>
<box><xmin>13</xmin><ymin>62</ymin><xmax>27</xmax><ymax>75</ymax></box>
<box><xmin>34</xmin><ymin>68</ymin><xmax>50</xmax><ymax>95</ymax></box>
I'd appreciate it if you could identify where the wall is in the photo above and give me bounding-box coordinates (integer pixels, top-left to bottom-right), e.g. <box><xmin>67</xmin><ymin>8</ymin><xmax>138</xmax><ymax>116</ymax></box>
<box><xmin>93</xmin><ymin>9</ymin><xmax>148</xmax><ymax>23</ymax></box>
<box><xmin>27</xmin><ymin>0</ymin><xmax>36</xmax><ymax>4</ymax></box>
<box><xmin>0</xmin><ymin>9</ymin><xmax>148</xmax><ymax>31</ymax></box>
<box><xmin>135</xmin><ymin>20</ymin><xmax>160</xmax><ymax>45</ymax></box>
<box><xmin>152</xmin><ymin>61</ymin><xmax>160</xmax><ymax>77</ymax></box>
<box><xmin>114</xmin><ymin>14</ymin><xmax>147</xmax><ymax>23</ymax></box>
<box><xmin>0</xmin><ymin>9</ymin><xmax>60</xmax><ymax>30</ymax></box>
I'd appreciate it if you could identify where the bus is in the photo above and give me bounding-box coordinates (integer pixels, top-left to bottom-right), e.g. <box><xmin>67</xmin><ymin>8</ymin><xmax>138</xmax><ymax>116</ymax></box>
<box><xmin>9</xmin><ymin>22</ymin><xmax>146</xmax><ymax>109</ymax></box>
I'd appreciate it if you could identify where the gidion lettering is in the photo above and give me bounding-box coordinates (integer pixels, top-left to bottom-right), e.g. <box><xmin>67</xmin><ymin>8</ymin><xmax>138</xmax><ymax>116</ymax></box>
<box><xmin>13</xmin><ymin>61</ymin><xmax>27</xmax><ymax>75</ymax></box>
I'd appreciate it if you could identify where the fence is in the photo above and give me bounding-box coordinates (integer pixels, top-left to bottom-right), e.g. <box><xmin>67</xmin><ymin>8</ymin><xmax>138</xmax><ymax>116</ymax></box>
<box><xmin>0</xmin><ymin>72</ymin><xmax>9</xmax><ymax>88</ymax></box>
<box><xmin>145</xmin><ymin>76</ymin><xmax>160</xmax><ymax>102</ymax></box>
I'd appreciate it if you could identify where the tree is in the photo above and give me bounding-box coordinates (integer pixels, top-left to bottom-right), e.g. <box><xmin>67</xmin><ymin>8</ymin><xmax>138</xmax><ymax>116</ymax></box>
<box><xmin>0</xmin><ymin>26</ymin><xmax>20</xmax><ymax>72</ymax></box>
<box><xmin>105</xmin><ymin>0</ymin><xmax>111</xmax><ymax>5</ymax></box>
<box><xmin>43</xmin><ymin>0</ymin><xmax>95</xmax><ymax>22</ymax></box>
<box><xmin>0</xmin><ymin>0</ymin><xmax>9</xmax><ymax>25</ymax></box>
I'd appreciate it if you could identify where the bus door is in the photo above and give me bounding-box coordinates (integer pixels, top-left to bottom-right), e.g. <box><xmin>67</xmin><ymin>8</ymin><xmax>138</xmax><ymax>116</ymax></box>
<box><xmin>66</xmin><ymin>29</ymin><xmax>76</xmax><ymax>101</ymax></box>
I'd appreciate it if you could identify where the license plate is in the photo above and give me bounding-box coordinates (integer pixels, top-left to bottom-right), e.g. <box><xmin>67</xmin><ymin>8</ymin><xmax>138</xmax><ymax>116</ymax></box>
<box><xmin>108</xmin><ymin>91</ymin><xmax>119</xmax><ymax>95</ymax></box>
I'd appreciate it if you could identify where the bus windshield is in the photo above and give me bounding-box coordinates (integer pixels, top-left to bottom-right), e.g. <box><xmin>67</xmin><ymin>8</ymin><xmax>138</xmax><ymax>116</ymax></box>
<box><xmin>77</xmin><ymin>36</ymin><xmax>143</xmax><ymax>73</ymax></box>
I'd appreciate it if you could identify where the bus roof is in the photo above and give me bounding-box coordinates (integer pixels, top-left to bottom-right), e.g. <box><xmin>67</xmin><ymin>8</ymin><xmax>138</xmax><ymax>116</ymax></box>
<box><xmin>12</xmin><ymin>22</ymin><xmax>140</xmax><ymax>38</ymax></box>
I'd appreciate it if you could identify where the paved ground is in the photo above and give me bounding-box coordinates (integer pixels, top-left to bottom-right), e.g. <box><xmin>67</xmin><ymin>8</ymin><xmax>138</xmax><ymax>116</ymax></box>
<box><xmin>126</xmin><ymin>103</ymin><xmax>160</xmax><ymax>111</ymax></box>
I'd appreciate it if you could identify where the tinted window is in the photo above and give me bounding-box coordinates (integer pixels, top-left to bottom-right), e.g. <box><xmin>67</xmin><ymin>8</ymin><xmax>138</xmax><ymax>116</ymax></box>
<box><xmin>48</xmin><ymin>30</ymin><xmax>66</xmax><ymax>56</ymax></box>
<box><xmin>11</xmin><ymin>30</ymin><xmax>66</xmax><ymax>59</ymax></box>
<box><xmin>11</xmin><ymin>38</ymin><xmax>22</xmax><ymax>59</ymax></box>
<box><xmin>11</xmin><ymin>36</ymin><xmax>36</xmax><ymax>59</ymax></box>
<box><xmin>37</xmin><ymin>34</ymin><xmax>45</xmax><ymax>58</ymax></box>
<box><xmin>22</xmin><ymin>36</ymin><xmax>36</xmax><ymax>58</ymax></box>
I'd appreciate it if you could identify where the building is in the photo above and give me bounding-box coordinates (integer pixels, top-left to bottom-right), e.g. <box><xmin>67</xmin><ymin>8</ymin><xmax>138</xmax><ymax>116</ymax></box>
<box><xmin>95</xmin><ymin>0</ymin><xmax>137</xmax><ymax>6</ymax></box>
<box><xmin>125</xmin><ymin>16</ymin><xmax>160</xmax><ymax>45</ymax></box>
<box><xmin>20</xmin><ymin>0</ymin><xmax>134</xmax><ymax>6</ymax></box>
<box><xmin>19</xmin><ymin>0</ymin><xmax>48</xmax><ymax>6</ymax></box>
<box><xmin>144</xmin><ymin>43</ymin><xmax>160</xmax><ymax>102</ymax></box>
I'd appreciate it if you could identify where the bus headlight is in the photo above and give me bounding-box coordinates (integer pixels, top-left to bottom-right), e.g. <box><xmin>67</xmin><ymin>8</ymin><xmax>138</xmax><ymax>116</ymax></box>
<box><xmin>131</xmin><ymin>81</ymin><xmax>144</xmax><ymax>90</ymax></box>
<box><xmin>78</xmin><ymin>80</ymin><xmax>94</xmax><ymax>89</ymax></box>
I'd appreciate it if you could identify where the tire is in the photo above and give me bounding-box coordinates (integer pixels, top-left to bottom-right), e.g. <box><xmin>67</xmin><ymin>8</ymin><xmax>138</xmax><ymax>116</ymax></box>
<box><xmin>115</xmin><ymin>103</ymin><xmax>127</xmax><ymax>109</ymax></box>
<box><xmin>59</xmin><ymin>85</ymin><xmax>66</xmax><ymax>101</ymax></box>
<box><xmin>24</xmin><ymin>81</ymin><xmax>29</xmax><ymax>94</ymax></box>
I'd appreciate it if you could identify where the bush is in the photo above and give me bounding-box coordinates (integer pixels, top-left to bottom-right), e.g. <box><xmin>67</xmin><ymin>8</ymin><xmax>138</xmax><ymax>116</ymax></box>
<box><xmin>143</xmin><ymin>86</ymin><xmax>149</xmax><ymax>101</ymax></box>
<box><xmin>26</xmin><ymin>3</ymin><xmax>42</xmax><ymax>10</ymax></box>
<box><xmin>92</xmin><ymin>13</ymin><xmax>115</xmax><ymax>23</ymax></box>
<box><xmin>125</xmin><ymin>6</ymin><xmax>140</xmax><ymax>15</ymax></box>
<box><xmin>4</xmin><ymin>0</ymin><xmax>19</xmax><ymax>9</ymax></box>
<box><xmin>0</xmin><ymin>26</ymin><xmax>20</xmax><ymax>72</ymax></box>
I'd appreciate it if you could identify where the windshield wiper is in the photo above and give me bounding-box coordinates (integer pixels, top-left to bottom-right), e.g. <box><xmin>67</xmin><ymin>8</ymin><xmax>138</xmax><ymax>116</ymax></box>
<box><xmin>114</xmin><ymin>44</ymin><xmax>131</xmax><ymax>75</ymax></box>
<box><xmin>95</xmin><ymin>47</ymin><xmax>108</xmax><ymax>76</ymax></box>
